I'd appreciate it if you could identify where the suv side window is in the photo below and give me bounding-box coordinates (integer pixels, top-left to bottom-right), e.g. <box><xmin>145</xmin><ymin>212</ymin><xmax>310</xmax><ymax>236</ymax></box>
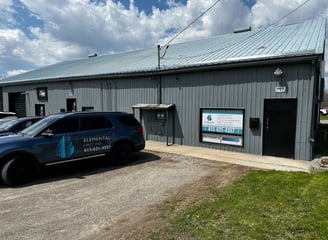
<box><xmin>49</xmin><ymin>118</ymin><xmax>80</xmax><ymax>134</ymax></box>
<box><xmin>80</xmin><ymin>116</ymin><xmax>113</xmax><ymax>131</ymax></box>
<box><xmin>116</xmin><ymin>115</ymin><xmax>140</xmax><ymax>126</ymax></box>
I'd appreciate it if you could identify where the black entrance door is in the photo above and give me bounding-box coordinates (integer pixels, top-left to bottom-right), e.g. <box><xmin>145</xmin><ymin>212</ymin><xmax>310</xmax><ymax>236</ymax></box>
<box><xmin>8</xmin><ymin>92</ymin><xmax>26</xmax><ymax>117</ymax></box>
<box><xmin>263</xmin><ymin>99</ymin><xmax>297</xmax><ymax>158</ymax></box>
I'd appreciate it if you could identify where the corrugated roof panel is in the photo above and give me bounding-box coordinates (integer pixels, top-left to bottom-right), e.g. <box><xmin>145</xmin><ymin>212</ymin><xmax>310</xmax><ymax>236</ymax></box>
<box><xmin>1</xmin><ymin>18</ymin><xmax>325</xmax><ymax>84</ymax></box>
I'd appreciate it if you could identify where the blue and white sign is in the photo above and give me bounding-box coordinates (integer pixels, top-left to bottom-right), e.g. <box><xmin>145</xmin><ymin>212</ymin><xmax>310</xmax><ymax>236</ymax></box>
<box><xmin>202</xmin><ymin>109</ymin><xmax>244</xmax><ymax>135</ymax></box>
<box><xmin>201</xmin><ymin>108</ymin><xmax>244</xmax><ymax>146</ymax></box>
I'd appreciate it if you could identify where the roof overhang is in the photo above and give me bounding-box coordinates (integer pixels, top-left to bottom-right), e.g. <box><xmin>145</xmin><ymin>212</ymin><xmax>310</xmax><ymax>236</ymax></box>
<box><xmin>0</xmin><ymin>54</ymin><xmax>323</xmax><ymax>87</ymax></box>
<box><xmin>132</xmin><ymin>103</ymin><xmax>175</xmax><ymax>110</ymax></box>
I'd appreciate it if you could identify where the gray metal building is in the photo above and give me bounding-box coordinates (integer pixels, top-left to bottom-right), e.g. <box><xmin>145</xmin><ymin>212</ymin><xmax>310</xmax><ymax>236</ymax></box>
<box><xmin>0</xmin><ymin>18</ymin><xmax>326</xmax><ymax>160</ymax></box>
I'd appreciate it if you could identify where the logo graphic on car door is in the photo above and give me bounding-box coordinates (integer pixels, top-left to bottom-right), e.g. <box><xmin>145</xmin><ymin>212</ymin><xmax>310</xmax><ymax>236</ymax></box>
<box><xmin>56</xmin><ymin>136</ymin><xmax>75</xmax><ymax>158</ymax></box>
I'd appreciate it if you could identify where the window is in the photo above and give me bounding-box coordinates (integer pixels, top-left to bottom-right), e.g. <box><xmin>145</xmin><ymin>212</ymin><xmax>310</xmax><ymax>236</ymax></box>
<box><xmin>80</xmin><ymin>117</ymin><xmax>112</xmax><ymax>131</ymax></box>
<box><xmin>35</xmin><ymin>104</ymin><xmax>45</xmax><ymax>116</ymax></box>
<box><xmin>117</xmin><ymin>115</ymin><xmax>140</xmax><ymax>126</ymax></box>
<box><xmin>49</xmin><ymin>118</ymin><xmax>79</xmax><ymax>134</ymax></box>
<box><xmin>66</xmin><ymin>98</ymin><xmax>77</xmax><ymax>112</ymax></box>
<box><xmin>37</xmin><ymin>87</ymin><xmax>48</xmax><ymax>101</ymax></box>
<box><xmin>22</xmin><ymin>120</ymin><xmax>35</xmax><ymax>129</ymax></box>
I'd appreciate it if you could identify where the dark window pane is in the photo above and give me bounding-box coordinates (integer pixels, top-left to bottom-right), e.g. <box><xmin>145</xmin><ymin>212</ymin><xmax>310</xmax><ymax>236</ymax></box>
<box><xmin>117</xmin><ymin>116</ymin><xmax>139</xmax><ymax>126</ymax></box>
<box><xmin>50</xmin><ymin>118</ymin><xmax>79</xmax><ymax>134</ymax></box>
<box><xmin>81</xmin><ymin>117</ymin><xmax>112</xmax><ymax>131</ymax></box>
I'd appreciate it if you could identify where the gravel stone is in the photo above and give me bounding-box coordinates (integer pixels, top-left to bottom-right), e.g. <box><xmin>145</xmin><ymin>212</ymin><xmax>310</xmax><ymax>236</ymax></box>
<box><xmin>0</xmin><ymin>151</ymin><xmax>240</xmax><ymax>240</ymax></box>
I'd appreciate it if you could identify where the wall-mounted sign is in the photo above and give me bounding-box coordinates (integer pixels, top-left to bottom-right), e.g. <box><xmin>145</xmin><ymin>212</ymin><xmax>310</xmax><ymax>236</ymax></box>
<box><xmin>200</xmin><ymin>108</ymin><xmax>244</xmax><ymax>146</ymax></box>
<box><xmin>275</xmin><ymin>86</ymin><xmax>286</xmax><ymax>93</ymax></box>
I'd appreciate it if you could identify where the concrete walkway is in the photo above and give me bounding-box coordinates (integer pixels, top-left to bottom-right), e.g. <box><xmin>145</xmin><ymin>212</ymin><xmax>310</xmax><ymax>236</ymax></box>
<box><xmin>145</xmin><ymin>141</ymin><xmax>312</xmax><ymax>172</ymax></box>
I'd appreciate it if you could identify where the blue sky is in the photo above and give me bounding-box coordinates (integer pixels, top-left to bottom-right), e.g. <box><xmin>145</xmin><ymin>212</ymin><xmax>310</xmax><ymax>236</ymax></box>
<box><xmin>0</xmin><ymin>0</ymin><xmax>327</xmax><ymax>79</ymax></box>
<box><xmin>114</xmin><ymin>0</ymin><xmax>187</xmax><ymax>14</ymax></box>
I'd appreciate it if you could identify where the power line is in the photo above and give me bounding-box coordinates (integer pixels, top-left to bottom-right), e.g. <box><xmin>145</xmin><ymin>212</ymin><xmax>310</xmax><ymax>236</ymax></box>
<box><xmin>163</xmin><ymin>0</ymin><xmax>313</xmax><ymax>61</ymax></box>
<box><xmin>164</xmin><ymin>0</ymin><xmax>222</xmax><ymax>47</ymax></box>
<box><xmin>158</xmin><ymin>0</ymin><xmax>222</xmax><ymax>67</ymax></box>
<box><xmin>270</xmin><ymin>0</ymin><xmax>312</xmax><ymax>26</ymax></box>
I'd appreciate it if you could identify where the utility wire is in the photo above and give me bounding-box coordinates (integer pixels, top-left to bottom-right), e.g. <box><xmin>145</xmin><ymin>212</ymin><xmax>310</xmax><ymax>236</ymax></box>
<box><xmin>163</xmin><ymin>0</ymin><xmax>313</xmax><ymax>61</ymax></box>
<box><xmin>158</xmin><ymin>0</ymin><xmax>222</xmax><ymax>62</ymax></box>
<box><xmin>270</xmin><ymin>0</ymin><xmax>312</xmax><ymax>26</ymax></box>
<box><xmin>164</xmin><ymin>0</ymin><xmax>222</xmax><ymax>47</ymax></box>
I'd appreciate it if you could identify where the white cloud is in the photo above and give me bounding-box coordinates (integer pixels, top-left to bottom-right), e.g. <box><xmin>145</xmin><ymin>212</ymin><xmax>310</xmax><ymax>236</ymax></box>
<box><xmin>18</xmin><ymin>0</ymin><xmax>251</xmax><ymax>49</ymax></box>
<box><xmin>6</xmin><ymin>69</ymin><xmax>28</xmax><ymax>77</ymax></box>
<box><xmin>0</xmin><ymin>0</ymin><xmax>252</xmax><ymax>77</ymax></box>
<box><xmin>0</xmin><ymin>0</ymin><xmax>327</xmax><ymax>78</ymax></box>
<box><xmin>166</xmin><ymin>0</ymin><xmax>183</xmax><ymax>8</ymax></box>
<box><xmin>0</xmin><ymin>28</ymin><xmax>29</xmax><ymax>73</ymax></box>
<box><xmin>251</xmin><ymin>0</ymin><xmax>328</xmax><ymax>28</ymax></box>
<box><xmin>16</xmin><ymin>27</ymin><xmax>85</xmax><ymax>66</ymax></box>
<box><xmin>0</xmin><ymin>1</ymin><xmax>14</xmax><ymax>28</ymax></box>
<box><xmin>0</xmin><ymin>26</ymin><xmax>84</xmax><ymax>75</ymax></box>
<box><xmin>0</xmin><ymin>28</ymin><xmax>23</xmax><ymax>43</ymax></box>
<box><xmin>250</xmin><ymin>0</ymin><xmax>328</xmax><ymax>90</ymax></box>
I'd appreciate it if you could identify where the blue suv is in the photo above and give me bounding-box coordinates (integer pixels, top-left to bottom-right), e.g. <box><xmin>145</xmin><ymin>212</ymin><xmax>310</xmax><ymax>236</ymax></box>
<box><xmin>0</xmin><ymin>112</ymin><xmax>145</xmax><ymax>186</ymax></box>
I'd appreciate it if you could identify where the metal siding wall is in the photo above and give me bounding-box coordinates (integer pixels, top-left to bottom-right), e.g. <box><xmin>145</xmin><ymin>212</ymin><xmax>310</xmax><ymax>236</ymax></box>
<box><xmin>3</xmin><ymin>78</ymin><xmax>157</xmax><ymax>117</ymax></box>
<box><xmin>293</xmin><ymin>64</ymin><xmax>314</xmax><ymax>160</ymax></box>
<box><xmin>1</xmin><ymin>62</ymin><xmax>315</xmax><ymax>160</ymax></box>
<box><xmin>115</xmin><ymin>77</ymin><xmax>157</xmax><ymax>113</ymax></box>
<box><xmin>113</xmin><ymin>77</ymin><xmax>158</xmax><ymax>141</ymax></box>
<box><xmin>162</xmin><ymin>63</ymin><xmax>314</xmax><ymax>160</ymax></box>
<box><xmin>70</xmin><ymin>81</ymin><xmax>103</xmax><ymax>111</ymax></box>
<box><xmin>0</xmin><ymin>87</ymin><xmax>3</xmax><ymax>111</ymax></box>
<box><xmin>2</xmin><ymin>87</ymin><xmax>9</xmax><ymax>112</ymax></box>
<box><xmin>43</xmin><ymin>81</ymin><xmax>103</xmax><ymax>114</ymax></box>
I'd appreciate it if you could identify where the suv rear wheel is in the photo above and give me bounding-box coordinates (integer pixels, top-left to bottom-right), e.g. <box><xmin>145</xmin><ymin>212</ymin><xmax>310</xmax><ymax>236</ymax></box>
<box><xmin>1</xmin><ymin>156</ymin><xmax>36</xmax><ymax>186</ymax></box>
<box><xmin>111</xmin><ymin>143</ymin><xmax>133</xmax><ymax>165</ymax></box>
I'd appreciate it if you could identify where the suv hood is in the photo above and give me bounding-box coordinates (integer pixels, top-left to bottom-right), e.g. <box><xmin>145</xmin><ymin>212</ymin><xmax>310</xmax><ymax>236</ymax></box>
<box><xmin>0</xmin><ymin>134</ymin><xmax>28</xmax><ymax>144</ymax></box>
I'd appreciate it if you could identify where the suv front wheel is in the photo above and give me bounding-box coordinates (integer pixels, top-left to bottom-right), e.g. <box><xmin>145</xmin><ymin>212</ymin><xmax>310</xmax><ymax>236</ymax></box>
<box><xmin>111</xmin><ymin>143</ymin><xmax>133</xmax><ymax>165</ymax></box>
<box><xmin>1</xmin><ymin>156</ymin><xmax>36</xmax><ymax>186</ymax></box>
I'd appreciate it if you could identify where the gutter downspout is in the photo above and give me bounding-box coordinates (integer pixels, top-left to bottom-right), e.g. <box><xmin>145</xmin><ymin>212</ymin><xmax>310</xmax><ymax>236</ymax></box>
<box><xmin>158</xmin><ymin>76</ymin><xmax>162</xmax><ymax>104</ymax></box>
<box><xmin>157</xmin><ymin>45</ymin><xmax>162</xmax><ymax>104</ymax></box>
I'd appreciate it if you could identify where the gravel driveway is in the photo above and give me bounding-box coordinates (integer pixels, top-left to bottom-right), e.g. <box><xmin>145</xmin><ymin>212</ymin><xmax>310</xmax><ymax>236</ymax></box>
<box><xmin>0</xmin><ymin>151</ymin><xmax>248</xmax><ymax>240</ymax></box>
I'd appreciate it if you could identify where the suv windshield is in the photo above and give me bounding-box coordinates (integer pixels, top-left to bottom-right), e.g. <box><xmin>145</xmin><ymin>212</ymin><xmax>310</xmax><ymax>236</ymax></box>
<box><xmin>21</xmin><ymin>115</ymin><xmax>62</xmax><ymax>137</ymax></box>
<box><xmin>0</xmin><ymin>119</ymin><xmax>17</xmax><ymax>130</ymax></box>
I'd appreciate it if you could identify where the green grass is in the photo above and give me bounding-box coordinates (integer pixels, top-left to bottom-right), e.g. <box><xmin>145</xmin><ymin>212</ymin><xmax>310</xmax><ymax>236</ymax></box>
<box><xmin>151</xmin><ymin>171</ymin><xmax>328</xmax><ymax>240</ymax></box>
<box><xmin>320</xmin><ymin>115</ymin><xmax>328</xmax><ymax>121</ymax></box>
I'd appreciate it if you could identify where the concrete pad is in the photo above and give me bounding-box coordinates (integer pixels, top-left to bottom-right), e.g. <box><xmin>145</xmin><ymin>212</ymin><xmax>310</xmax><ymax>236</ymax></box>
<box><xmin>145</xmin><ymin>141</ymin><xmax>312</xmax><ymax>172</ymax></box>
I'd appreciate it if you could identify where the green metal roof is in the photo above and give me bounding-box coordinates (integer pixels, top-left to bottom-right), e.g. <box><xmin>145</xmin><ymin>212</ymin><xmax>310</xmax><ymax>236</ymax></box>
<box><xmin>1</xmin><ymin>18</ymin><xmax>326</xmax><ymax>85</ymax></box>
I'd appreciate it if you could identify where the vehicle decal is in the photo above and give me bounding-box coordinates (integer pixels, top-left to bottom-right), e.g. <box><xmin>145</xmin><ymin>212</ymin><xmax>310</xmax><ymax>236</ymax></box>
<box><xmin>56</xmin><ymin>136</ymin><xmax>75</xmax><ymax>158</ymax></box>
<box><xmin>83</xmin><ymin>135</ymin><xmax>111</xmax><ymax>153</ymax></box>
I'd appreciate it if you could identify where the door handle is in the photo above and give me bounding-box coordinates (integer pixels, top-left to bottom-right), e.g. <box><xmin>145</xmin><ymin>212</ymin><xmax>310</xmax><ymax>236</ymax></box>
<box><xmin>266</xmin><ymin>117</ymin><xmax>269</xmax><ymax>130</ymax></box>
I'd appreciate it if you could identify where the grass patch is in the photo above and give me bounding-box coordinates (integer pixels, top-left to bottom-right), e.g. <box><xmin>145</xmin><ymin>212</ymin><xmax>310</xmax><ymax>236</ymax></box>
<box><xmin>320</xmin><ymin>115</ymin><xmax>328</xmax><ymax>121</ymax></box>
<box><xmin>151</xmin><ymin>171</ymin><xmax>328</xmax><ymax>239</ymax></box>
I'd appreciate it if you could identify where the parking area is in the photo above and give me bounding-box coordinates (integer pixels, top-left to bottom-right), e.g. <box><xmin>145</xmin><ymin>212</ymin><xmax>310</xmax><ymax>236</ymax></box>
<box><xmin>0</xmin><ymin>151</ymin><xmax>249</xmax><ymax>240</ymax></box>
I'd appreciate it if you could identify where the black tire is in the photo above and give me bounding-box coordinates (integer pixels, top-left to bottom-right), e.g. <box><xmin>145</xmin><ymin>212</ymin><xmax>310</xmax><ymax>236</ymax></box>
<box><xmin>1</xmin><ymin>156</ymin><xmax>36</xmax><ymax>186</ymax></box>
<box><xmin>111</xmin><ymin>143</ymin><xmax>133</xmax><ymax>165</ymax></box>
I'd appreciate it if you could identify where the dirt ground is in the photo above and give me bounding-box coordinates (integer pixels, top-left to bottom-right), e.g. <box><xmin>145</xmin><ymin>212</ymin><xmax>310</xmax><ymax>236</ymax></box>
<box><xmin>87</xmin><ymin>152</ymin><xmax>250</xmax><ymax>240</ymax></box>
<box><xmin>0</xmin><ymin>151</ymin><xmax>250</xmax><ymax>240</ymax></box>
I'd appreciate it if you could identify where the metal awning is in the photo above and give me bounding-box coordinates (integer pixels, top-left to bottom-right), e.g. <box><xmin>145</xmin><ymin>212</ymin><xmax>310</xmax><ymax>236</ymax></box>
<box><xmin>132</xmin><ymin>103</ymin><xmax>175</xmax><ymax>146</ymax></box>
<box><xmin>132</xmin><ymin>103</ymin><xmax>175</xmax><ymax>110</ymax></box>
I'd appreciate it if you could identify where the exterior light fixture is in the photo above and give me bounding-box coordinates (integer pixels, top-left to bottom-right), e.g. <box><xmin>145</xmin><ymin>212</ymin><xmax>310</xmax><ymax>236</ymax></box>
<box><xmin>274</xmin><ymin>67</ymin><xmax>287</xmax><ymax>93</ymax></box>
<box><xmin>274</xmin><ymin>68</ymin><xmax>283</xmax><ymax>77</ymax></box>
